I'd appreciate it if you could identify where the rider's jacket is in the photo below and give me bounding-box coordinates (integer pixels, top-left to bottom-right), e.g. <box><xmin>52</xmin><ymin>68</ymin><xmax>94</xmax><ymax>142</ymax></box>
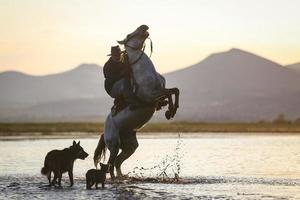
<box><xmin>103</xmin><ymin>57</ymin><xmax>130</xmax><ymax>95</ymax></box>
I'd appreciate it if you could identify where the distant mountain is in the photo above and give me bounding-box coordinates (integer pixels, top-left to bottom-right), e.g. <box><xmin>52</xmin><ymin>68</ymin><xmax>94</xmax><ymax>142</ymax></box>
<box><xmin>165</xmin><ymin>48</ymin><xmax>300</xmax><ymax>121</ymax></box>
<box><xmin>0</xmin><ymin>64</ymin><xmax>111</xmax><ymax>122</ymax></box>
<box><xmin>1</xmin><ymin>49</ymin><xmax>300</xmax><ymax>122</ymax></box>
<box><xmin>286</xmin><ymin>63</ymin><xmax>300</xmax><ymax>73</ymax></box>
<box><xmin>0</xmin><ymin>63</ymin><xmax>104</xmax><ymax>105</ymax></box>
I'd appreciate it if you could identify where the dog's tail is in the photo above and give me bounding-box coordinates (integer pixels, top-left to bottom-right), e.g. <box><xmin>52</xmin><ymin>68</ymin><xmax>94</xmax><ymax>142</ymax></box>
<box><xmin>41</xmin><ymin>157</ymin><xmax>50</xmax><ymax>175</ymax></box>
<box><xmin>93</xmin><ymin>133</ymin><xmax>107</xmax><ymax>168</ymax></box>
<box><xmin>41</xmin><ymin>166</ymin><xmax>48</xmax><ymax>175</ymax></box>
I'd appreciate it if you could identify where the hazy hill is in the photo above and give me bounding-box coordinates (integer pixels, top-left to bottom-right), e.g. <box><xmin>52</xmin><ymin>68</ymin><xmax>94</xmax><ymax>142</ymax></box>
<box><xmin>0</xmin><ymin>64</ymin><xmax>111</xmax><ymax>122</ymax></box>
<box><xmin>1</xmin><ymin>49</ymin><xmax>300</xmax><ymax>122</ymax></box>
<box><xmin>286</xmin><ymin>63</ymin><xmax>300</xmax><ymax>73</ymax></box>
<box><xmin>165</xmin><ymin>48</ymin><xmax>300</xmax><ymax>121</ymax></box>
<box><xmin>0</xmin><ymin>64</ymin><xmax>104</xmax><ymax>105</ymax></box>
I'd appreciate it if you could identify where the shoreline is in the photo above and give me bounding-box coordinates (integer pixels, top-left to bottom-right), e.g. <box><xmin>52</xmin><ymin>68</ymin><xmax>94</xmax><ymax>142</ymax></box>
<box><xmin>1</xmin><ymin>122</ymin><xmax>300</xmax><ymax>133</ymax></box>
<box><xmin>1</xmin><ymin>122</ymin><xmax>300</xmax><ymax>140</ymax></box>
<box><xmin>1</xmin><ymin>131</ymin><xmax>299</xmax><ymax>141</ymax></box>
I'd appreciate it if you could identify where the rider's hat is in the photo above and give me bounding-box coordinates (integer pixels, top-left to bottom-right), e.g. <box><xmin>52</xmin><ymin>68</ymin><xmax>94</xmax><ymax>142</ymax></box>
<box><xmin>107</xmin><ymin>45</ymin><xmax>121</xmax><ymax>56</ymax></box>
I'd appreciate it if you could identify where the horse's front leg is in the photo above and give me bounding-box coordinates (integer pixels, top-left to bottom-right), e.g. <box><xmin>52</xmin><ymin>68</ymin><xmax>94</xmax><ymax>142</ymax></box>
<box><xmin>155</xmin><ymin>89</ymin><xmax>175</xmax><ymax>120</ymax></box>
<box><xmin>169</xmin><ymin>88</ymin><xmax>180</xmax><ymax>118</ymax></box>
<box><xmin>165</xmin><ymin>94</ymin><xmax>174</xmax><ymax>120</ymax></box>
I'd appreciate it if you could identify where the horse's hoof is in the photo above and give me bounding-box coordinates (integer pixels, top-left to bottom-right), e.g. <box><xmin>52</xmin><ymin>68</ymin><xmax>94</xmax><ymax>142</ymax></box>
<box><xmin>165</xmin><ymin>110</ymin><xmax>171</xmax><ymax>120</ymax></box>
<box><xmin>116</xmin><ymin>168</ymin><xmax>123</xmax><ymax>177</ymax></box>
<box><xmin>171</xmin><ymin>108</ymin><xmax>177</xmax><ymax>118</ymax></box>
<box><xmin>110</xmin><ymin>172</ymin><xmax>116</xmax><ymax>180</ymax></box>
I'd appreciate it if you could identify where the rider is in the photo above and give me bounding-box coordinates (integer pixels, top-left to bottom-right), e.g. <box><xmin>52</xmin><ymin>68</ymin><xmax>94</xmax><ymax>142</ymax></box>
<box><xmin>103</xmin><ymin>45</ymin><xmax>141</xmax><ymax>110</ymax></box>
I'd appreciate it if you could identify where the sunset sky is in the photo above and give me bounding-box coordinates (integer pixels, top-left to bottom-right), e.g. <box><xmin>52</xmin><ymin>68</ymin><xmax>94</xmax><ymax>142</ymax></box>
<box><xmin>1</xmin><ymin>0</ymin><xmax>300</xmax><ymax>75</ymax></box>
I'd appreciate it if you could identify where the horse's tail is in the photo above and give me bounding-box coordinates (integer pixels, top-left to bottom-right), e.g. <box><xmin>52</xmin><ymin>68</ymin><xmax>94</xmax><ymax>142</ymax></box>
<box><xmin>93</xmin><ymin>133</ymin><xmax>106</xmax><ymax>168</ymax></box>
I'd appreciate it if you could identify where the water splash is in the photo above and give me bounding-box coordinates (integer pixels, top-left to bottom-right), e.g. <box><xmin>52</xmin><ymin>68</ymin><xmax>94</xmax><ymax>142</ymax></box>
<box><xmin>129</xmin><ymin>133</ymin><xmax>184</xmax><ymax>181</ymax></box>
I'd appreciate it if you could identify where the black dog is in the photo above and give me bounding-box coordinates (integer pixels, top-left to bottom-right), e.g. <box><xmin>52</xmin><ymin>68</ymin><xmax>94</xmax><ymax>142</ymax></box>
<box><xmin>41</xmin><ymin>140</ymin><xmax>89</xmax><ymax>187</ymax></box>
<box><xmin>86</xmin><ymin>163</ymin><xmax>109</xmax><ymax>189</ymax></box>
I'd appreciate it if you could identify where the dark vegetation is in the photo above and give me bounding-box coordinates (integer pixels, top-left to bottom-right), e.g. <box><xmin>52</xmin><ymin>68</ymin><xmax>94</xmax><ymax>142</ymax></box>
<box><xmin>1</xmin><ymin>114</ymin><xmax>300</xmax><ymax>136</ymax></box>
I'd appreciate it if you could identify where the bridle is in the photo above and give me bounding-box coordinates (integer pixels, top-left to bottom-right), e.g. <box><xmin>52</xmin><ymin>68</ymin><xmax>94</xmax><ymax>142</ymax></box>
<box><xmin>121</xmin><ymin>35</ymin><xmax>153</xmax><ymax>66</ymax></box>
<box><xmin>125</xmin><ymin>44</ymin><xmax>146</xmax><ymax>66</ymax></box>
<box><xmin>119</xmin><ymin>33</ymin><xmax>153</xmax><ymax>100</ymax></box>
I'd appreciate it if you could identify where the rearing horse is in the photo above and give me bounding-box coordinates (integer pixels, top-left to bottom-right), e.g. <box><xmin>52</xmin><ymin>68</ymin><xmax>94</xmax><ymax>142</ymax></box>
<box><xmin>94</xmin><ymin>25</ymin><xmax>180</xmax><ymax>179</ymax></box>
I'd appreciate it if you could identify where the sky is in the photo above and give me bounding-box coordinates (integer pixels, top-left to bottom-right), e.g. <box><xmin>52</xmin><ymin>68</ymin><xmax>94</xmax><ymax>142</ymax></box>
<box><xmin>0</xmin><ymin>0</ymin><xmax>300</xmax><ymax>75</ymax></box>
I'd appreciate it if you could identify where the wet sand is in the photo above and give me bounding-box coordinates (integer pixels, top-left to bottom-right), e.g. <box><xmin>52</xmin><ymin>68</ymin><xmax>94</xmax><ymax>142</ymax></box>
<box><xmin>1</xmin><ymin>175</ymin><xmax>300</xmax><ymax>199</ymax></box>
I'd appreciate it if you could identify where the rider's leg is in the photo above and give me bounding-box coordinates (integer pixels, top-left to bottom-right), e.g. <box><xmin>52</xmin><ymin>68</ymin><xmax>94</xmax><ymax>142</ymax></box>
<box><xmin>110</xmin><ymin>78</ymin><xmax>141</xmax><ymax>109</ymax></box>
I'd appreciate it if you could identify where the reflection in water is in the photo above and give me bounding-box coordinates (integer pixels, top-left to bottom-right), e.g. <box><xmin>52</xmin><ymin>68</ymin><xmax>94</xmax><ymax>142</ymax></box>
<box><xmin>0</xmin><ymin>133</ymin><xmax>300</xmax><ymax>199</ymax></box>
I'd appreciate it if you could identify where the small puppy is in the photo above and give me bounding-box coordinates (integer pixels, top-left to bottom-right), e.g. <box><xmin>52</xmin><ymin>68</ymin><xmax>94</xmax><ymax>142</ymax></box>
<box><xmin>86</xmin><ymin>163</ymin><xmax>109</xmax><ymax>189</ymax></box>
<box><xmin>41</xmin><ymin>140</ymin><xmax>89</xmax><ymax>187</ymax></box>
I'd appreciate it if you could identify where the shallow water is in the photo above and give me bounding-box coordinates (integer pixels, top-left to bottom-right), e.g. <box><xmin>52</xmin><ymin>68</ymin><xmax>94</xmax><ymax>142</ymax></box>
<box><xmin>0</xmin><ymin>133</ymin><xmax>300</xmax><ymax>199</ymax></box>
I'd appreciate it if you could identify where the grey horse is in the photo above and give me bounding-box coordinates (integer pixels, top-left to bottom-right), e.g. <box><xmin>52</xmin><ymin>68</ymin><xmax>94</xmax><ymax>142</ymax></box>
<box><xmin>94</xmin><ymin>25</ymin><xmax>179</xmax><ymax>179</ymax></box>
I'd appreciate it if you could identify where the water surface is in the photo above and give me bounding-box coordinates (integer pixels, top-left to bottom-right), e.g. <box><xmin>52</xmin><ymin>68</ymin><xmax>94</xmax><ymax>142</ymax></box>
<box><xmin>0</xmin><ymin>133</ymin><xmax>300</xmax><ymax>199</ymax></box>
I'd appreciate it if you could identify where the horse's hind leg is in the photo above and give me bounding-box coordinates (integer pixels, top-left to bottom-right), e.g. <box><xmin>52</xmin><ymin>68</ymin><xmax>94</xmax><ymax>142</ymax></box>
<box><xmin>115</xmin><ymin>130</ymin><xmax>138</xmax><ymax>177</ymax></box>
<box><xmin>104</xmin><ymin>114</ymin><xmax>120</xmax><ymax>180</ymax></box>
<box><xmin>108</xmin><ymin>144</ymin><xmax>119</xmax><ymax>180</ymax></box>
<box><xmin>115</xmin><ymin>150</ymin><xmax>134</xmax><ymax>177</ymax></box>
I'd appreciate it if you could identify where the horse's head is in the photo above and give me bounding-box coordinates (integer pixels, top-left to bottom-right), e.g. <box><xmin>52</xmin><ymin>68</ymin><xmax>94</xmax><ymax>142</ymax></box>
<box><xmin>118</xmin><ymin>25</ymin><xmax>149</xmax><ymax>51</ymax></box>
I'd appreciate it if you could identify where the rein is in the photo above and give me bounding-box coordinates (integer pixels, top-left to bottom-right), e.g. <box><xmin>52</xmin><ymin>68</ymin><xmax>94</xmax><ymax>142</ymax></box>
<box><xmin>122</xmin><ymin>37</ymin><xmax>154</xmax><ymax>103</ymax></box>
<box><xmin>123</xmin><ymin>37</ymin><xmax>153</xmax><ymax>66</ymax></box>
<box><xmin>127</xmin><ymin>45</ymin><xmax>145</xmax><ymax>66</ymax></box>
